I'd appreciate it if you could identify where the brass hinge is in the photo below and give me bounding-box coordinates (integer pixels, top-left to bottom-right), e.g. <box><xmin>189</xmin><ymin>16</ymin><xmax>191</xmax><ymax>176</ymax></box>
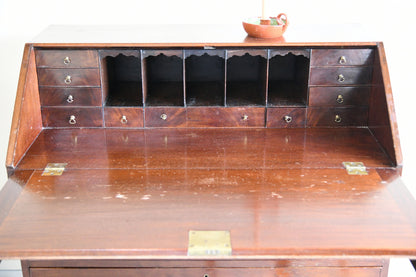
<box><xmin>343</xmin><ymin>162</ymin><xmax>368</xmax><ymax>175</ymax></box>
<box><xmin>188</xmin><ymin>230</ymin><xmax>232</xmax><ymax>256</ymax></box>
<box><xmin>42</xmin><ymin>163</ymin><xmax>68</xmax><ymax>176</ymax></box>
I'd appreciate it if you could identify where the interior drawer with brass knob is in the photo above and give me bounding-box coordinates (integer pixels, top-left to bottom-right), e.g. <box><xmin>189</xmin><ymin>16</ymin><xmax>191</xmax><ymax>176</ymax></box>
<box><xmin>186</xmin><ymin>107</ymin><xmax>265</xmax><ymax>127</ymax></box>
<box><xmin>310</xmin><ymin>49</ymin><xmax>374</xmax><ymax>66</ymax></box>
<box><xmin>144</xmin><ymin>107</ymin><xmax>186</xmax><ymax>127</ymax></box>
<box><xmin>307</xmin><ymin>107</ymin><xmax>368</xmax><ymax>127</ymax></box>
<box><xmin>39</xmin><ymin>87</ymin><xmax>102</xmax><ymax>107</ymax></box>
<box><xmin>37</xmin><ymin>68</ymin><xmax>101</xmax><ymax>87</ymax></box>
<box><xmin>35</xmin><ymin>50</ymin><xmax>99</xmax><ymax>68</ymax></box>
<box><xmin>104</xmin><ymin>107</ymin><xmax>144</xmax><ymax>128</ymax></box>
<box><xmin>309</xmin><ymin>67</ymin><xmax>373</xmax><ymax>86</ymax></box>
<box><xmin>41</xmin><ymin>107</ymin><xmax>103</xmax><ymax>127</ymax></box>
<box><xmin>266</xmin><ymin>107</ymin><xmax>306</xmax><ymax>128</ymax></box>
<box><xmin>308</xmin><ymin>87</ymin><xmax>370</xmax><ymax>107</ymax></box>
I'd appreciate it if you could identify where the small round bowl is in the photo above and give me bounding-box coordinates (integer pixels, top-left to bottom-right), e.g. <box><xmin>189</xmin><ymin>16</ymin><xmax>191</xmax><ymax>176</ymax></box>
<box><xmin>242</xmin><ymin>13</ymin><xmax>288</xmax><ymax>39</ymax></box>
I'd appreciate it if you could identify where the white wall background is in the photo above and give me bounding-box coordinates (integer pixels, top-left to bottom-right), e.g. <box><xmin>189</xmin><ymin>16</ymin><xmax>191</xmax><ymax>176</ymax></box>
<box><xmin>0</xmin><ymin>0</ymin><xmax>415</xmax><ymax>275</ymax></box>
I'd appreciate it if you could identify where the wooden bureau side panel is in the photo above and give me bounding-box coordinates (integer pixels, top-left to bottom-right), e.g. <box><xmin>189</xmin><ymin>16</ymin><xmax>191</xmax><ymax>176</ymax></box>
<box><xmin>145</xmin><ymin>107</ymin><xmax>186</xmax><ymax>127</ymax></box>
<box><xmin>309</xmin><ymin>67</ymin><xmax>373</xmax><ymax>86</ymax></box>
<box><xmin>37</xmin><ymin>68</ymin><xmax>101</xmax><ymax>87</ymax></box>
<box><xmin>309</xmin><ymin>87</ymin><xmax>370</xmax><ymax>106</ymax></box>
<box><xmin>368</xmin><ymin>42</ymin><xmax>402</xmax><ymax>166</ymax></box>
<box><xmin>307</xmin><ymin>107</ymin><xmax>368</xmax><ymax>127</ymax></box>
<box><xmin>310</xmin><ymin>49</ymin><xmax>375</xmax><ymax>66</ymax></box>
<box><xmin>6</xmin><ymin>44</ymin><xmax>42</xmax><ymax>173</ymax></box>
<box><xmin>187</xmin><ymin>107</ymin><xmax>265</xmax><ymax>127</ymax></box>
<box><xmin>35</xmin><ymin>50</ymin><xmax>99</xmax><ymax>68</ymax></box>
<box><xmin>41</xmin><ymin>107</ymin><xmax>103</xmax><ymax>127</ymax></box>
<box><xmin>39</xmin><ymin>87</ymin><xmax>102</xmax><ymax>107</ymax></box>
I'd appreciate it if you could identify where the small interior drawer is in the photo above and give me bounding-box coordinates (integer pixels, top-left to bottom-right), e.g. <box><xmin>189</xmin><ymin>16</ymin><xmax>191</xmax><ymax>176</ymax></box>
<box><xmin>307</xmin><ymin>107</ymin><xmax>368</xmax><ymax>127</ymax></box>
<box><xmin>187</xmin><ymin>107</ymin><xmax>265</xmax><ymax>127</ymax></box>
<box><xmin>41</xmin><ymin>107</ymin><xmax>103</xmax><ymax>127</ymax></box>
<box><xmin>308</xmin><ymin>87</ymin><xmax>370</xmax><ymax>106</ymax></box>
<box><xmin>267</xmin><ymin>107</ymin><xmax>306</xmax><ymax>128</ymax></box>
<box><xmin>37</xmin><ymin>68</ymin><xmax>101</xmax><ymax>87</ymax></box>
<box><xmin>39</xmin><ymin>87</ymin><xmax>102</xmax><ymax>107</ymax></box>
<box><xmin>145</xmin><ymin>107</ymin><xmax>186</xmax><ymax>127</ymax></box>
<box><xmin>310</xmin><ymin>49</ymin><xmax>374</xmax><ymax>66</ymax></box>
<box><xmin>36</xmin><ymin>50</ymin><xmax>99</xmax><ymax>68</ymax></box>
<box><xmin>104</xmin><ymin>107</ymin><xmax>144</xmax><ymax>128</ymax></box>
<box><xmin>309</xmin><ymin>67</ymin><xmax>373</xmax><ymax>86</ymax></box>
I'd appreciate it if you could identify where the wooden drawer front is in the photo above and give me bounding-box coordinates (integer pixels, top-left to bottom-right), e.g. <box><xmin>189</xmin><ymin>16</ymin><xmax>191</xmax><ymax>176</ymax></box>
<box><xmin>36</xmin><ymin>50</ymin><xmax>99</xmax><ymax>68</ymax></box>
<box><xmin>37</xmin><ymin>68</ymin><xmax>101</xmax><ymax>87</ymax></box>
<box><xmin>42</xmin><ymin>107</ymin><xmax>103</xmax><ymax>127</ymax></box>
<box><xmin>307</xmin><ymin>107</ymin><xmax>368</xmax><ymax>127</ymax></box>
<box><xmin>311</xmin><ymin>49</ymin><xmax>374</xmax><ymax>66</ymax></box>
<box><xmin>104</xmin><ymin>107</ymin><xmax>143</xmax><ymax>128</ymax></box>
<box><xmin>309</xmin><ymin>67</ymin><xmax>372</xmax><ymax>86</ymax></box>
<box><xmin>30</xmin><ymin>267</ymin><xmax>380</xmax><ymax>277</ymax></box>
<box><xmin>187</xmin><ymin>107</ymin><xmax>265</xmax><ymax>127</ymax></box>
<box><xmin>267</xmin><ymin>107</ymin><xmax>306</xmax><ymax>128</ymax></box>
<box><xmin>39</xmin><ymin>87</ymin><xmax>102</xmax><ymax>107</ymax></box>
<box><xmin>145</xmin><ymin>107</ymin><xmax>186</xmax><ymax>127</ymax></box>
<box><xmin>308</xmin><ymin>87</ymin><xmax>370</xmax><ymax>107</ymax></box>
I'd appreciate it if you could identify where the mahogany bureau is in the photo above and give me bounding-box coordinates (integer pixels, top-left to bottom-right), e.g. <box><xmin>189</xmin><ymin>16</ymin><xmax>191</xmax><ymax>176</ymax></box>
<box><xmin>0</xmin><ymin>25</ymin><xmax>415</xmax><ymax>276</ymax></box>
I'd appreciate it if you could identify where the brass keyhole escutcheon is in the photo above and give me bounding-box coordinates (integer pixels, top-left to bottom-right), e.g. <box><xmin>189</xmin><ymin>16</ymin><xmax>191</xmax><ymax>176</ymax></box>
<box><xmin>337</xmin><ymin>74</ymin><xmax>345</xmax><ymax>83</ymax></box>
<box><xmin>284</xmin><ymin>115</ymin><xmax>292</xmax><ymax>123</ymax></box>
<box><xmin>69</xmin><ymin>115</ymin><xmax>76</xmax><ymax>125</ymax></box>
<box><xmin>334</xmin><ymin>114</ymin><xmax>342</xmax><ymax>123</ymax></box>
<box><xmin>336</xmin><ymin>94</ymin><xmax>344</xmax><ymax>104</ymax></box>
<box><xmin>121</xmin><ymin>115</ymin><xmax>128</xmax><ymax>124</ymax></box>
<box><xmin>64</xmin><ymin>75</ymin><xmax>72</xmax><ymax>85</ymax></box>
<box><xmin>160</xmin><ymin>113</ymin><xmax>168</xmax><ymax>120</ymax></box>
<box><xmin>67</xmin><ymin>94</ymin><xmax>74</xmax><ymax>103</ymax></box>
<box><xmin>339</xmin><ymin>56</ymin><xmax>347</xmax><ymax>64</ymax></box>
<box><xmin>63</xmin><ymin>56</ymin><xmax>71</xmax><ymax>65</ymax></box>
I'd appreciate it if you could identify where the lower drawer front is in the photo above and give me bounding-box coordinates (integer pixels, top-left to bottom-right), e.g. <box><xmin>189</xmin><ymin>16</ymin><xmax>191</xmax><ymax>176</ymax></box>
<box><xmin>187</xmin><ymin>107</ymin><xmax>265</xmax><ymax>127</ymax></box>
<box><xmin>42</xmin><ymin>107</ymin><xmax>103</xmax><ymax>127</ymax></box>
<box><xmin>30</xmin><ymin>267</ymin><xmax>381</xmax><ymax>277</ymax></box>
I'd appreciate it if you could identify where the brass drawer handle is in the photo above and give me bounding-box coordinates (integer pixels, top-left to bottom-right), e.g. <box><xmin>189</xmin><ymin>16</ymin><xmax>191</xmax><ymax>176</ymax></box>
<box><xmin>339</xmin><ymin>56</ymin><xmax>347</xmax><ymax>64</ymax></box>
<box><xmin>284</xmin><ymin>115</ymin><xmax>292</xmax><ymax>123</ymax></box>
<box><xmin>160</xmin><ymin>113</ymin><xmax>168</xmax><ymax>120</ymax></box>
<box><xmin>337</xmin><ymin>74</ymin><xmax>345</xmax><ymax>83</ymax></box>
<box><xmin>242</xmin><ymin>114</ymin><xmax>249</xmax><ymax>121</ymax></box>
<box><xmin>121</xmin><ymin>115</ymin><xmax>128</xmax><ymax>124</ymax></box>
<box><xmin>64</xmin><ymin>75</ymin><xmax>72</xmax><ymax>85</ymax></box>
<box><xmin>63</xmin><ymin>56</ymin><xmax>71</xmax><ymax>65</ymax></box>
<box><xmin>336</xmin><ymin>94</ymin><xmax>344</xmax><ymax>104</ymax></box>
<box><xmin>69</xmin><ymin>115</ymin><xmax>76</xmax><ymax>125</ymax></box>
<box><xmin>66</xmin><ymin>95</ymin><xmax>74</xmax><ymax>103</ymax></box>
<box><xmin>334</xmin><ymin>114</ymin><xmax>342</xmax><ymax>123</ymax></box>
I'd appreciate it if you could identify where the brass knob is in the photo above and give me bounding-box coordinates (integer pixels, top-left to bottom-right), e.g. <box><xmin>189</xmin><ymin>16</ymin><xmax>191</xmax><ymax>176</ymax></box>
<box><xmin>334</xmin><ymin>114</ymin><xmax>342</xmax><ymax>123</ymax></box>
<box><xmin>336</xmin><ymin>94</ymin><xmax>344</xmax><ymax>104</ymax></box>
<box><xmin>160</xmin><ymin>113</ymin><xmax>168</xmax><ymax>120</ymax></box>
<box><xmin>69</xmin><ymin>115</ymin><xmax>76</xmax><ymax>125</ymax></box>
<box><xmin>66</xmin><ymin>95</ymin><xmax>74</xmax><ymax>103</ymax></box>
<box><xmin>339</xmin><ymin>56</ymin><xmax>347</xmax><ymax>64</ymax></box>
<box><xmin>242</xmin><ymin>114</ymin><xmax>249</xmax><ymax>121</ymax></box>
<box><xmin>337</xmin><ymin>74</ymin><xmax>345</xmax><ymax>83</ymax></box>
<box><xmin>284</xmin><ymin>115</ymin><xmax>292</xmax><ymax>123</ymax></box>
<box><xmin>64</xmin><ymin>75</ymin><xmax>72</xmax><ymax>85</ymax></box>
<box><xmin>63</xmin><ymin>56</ymin><xmax>71</xmax><ymax>65</ymax></box>
<box><xmin>203</xmin><ymin>274</ymin><xmax>209</xmax><ymax>277</ymax></box>
<box><xmin>121</xmin><ymin>115</ymin><xmax>128</xmax><ymax>124</ymax></box>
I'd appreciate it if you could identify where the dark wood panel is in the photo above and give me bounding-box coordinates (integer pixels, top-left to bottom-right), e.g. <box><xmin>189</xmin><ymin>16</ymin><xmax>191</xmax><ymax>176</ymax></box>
<box><xmin>307</xmin><ymin>107</ymin><xmax>368</xmax><ymax>127</ymax></box>
<box><xmin>309</xmin><ymin>67</ymin><xmax>372</xmax><ymax>86</ymax></box>
<box><xmin>187</xmin><ymin>107</ymin><xmax>265</xmax><ymax>127</ymax></box>
<box><xmin>37</xmin><ymin>68</ymin><xmax>100</xmax><ymax>87</ymax></box>
<box><xmin>35</xmin><ymin>50</ymin><xmax>99</xmax><ymax>68</ymax></box>
<box><xmin>104</xmin><ymin>107</ymin><xmax>143</xmax><ymax>128</ymax></box>
<box><xmin>145</xmin><ymin>107</ymin><xmax>186</xmax><ymax>127</ymax></box>
<box><xmin>39</xmin><ymin>87</ymin><xmax>102</xmax><ymax>107</ymax></box>
<box><xmin>308</xmin><ymin>87</ymin><xmax>370</xmax><ymax>107</ymax></box>
<box><xmin>41</xmin><ymin>107</ymin><xmax>103</xmax><ymax>127</ymax></box>
<box><xmin>310</xmin><ymin>49</ymin><xmax>375</xmax><ymax>66</ymax></box>
<box><xmin>267</xmin><ymin>107</ymin><xmax>306</xmax><ymax>128</ymax></box>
